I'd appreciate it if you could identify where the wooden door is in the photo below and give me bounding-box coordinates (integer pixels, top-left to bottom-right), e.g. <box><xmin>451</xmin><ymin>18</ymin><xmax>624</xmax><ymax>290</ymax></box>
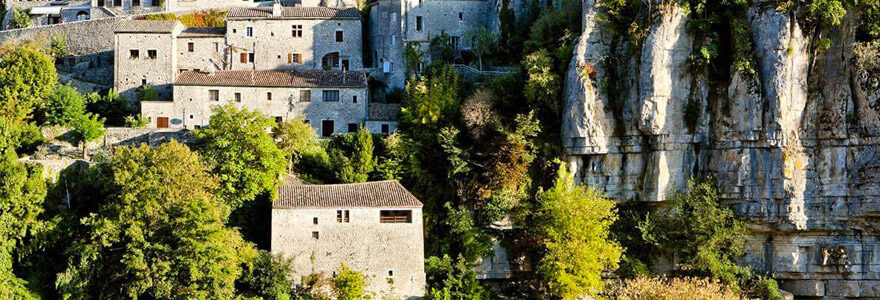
<box><xmin>157</xmin><ymin>117</ymin><xmax>169</xmax><ymax>128</ymax></box>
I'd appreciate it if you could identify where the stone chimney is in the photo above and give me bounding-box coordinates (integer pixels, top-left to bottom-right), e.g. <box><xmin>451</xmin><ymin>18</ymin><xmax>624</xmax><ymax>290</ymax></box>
<box><xmin>273</xmin><ymin>0</ymin><xmax>282</xmax><ymax>17</ymax></box>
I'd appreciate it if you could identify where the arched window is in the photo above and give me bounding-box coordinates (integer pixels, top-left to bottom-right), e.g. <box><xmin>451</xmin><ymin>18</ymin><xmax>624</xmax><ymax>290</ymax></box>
<box><xmin>76</xmin><ymin>11</ymin><xmax>88</xmax><ymax>22</ymax></box>
<box><xmin>321</xmin><ymin>52</ymin><xmax>339</xmax><ymax>69</ymax></box>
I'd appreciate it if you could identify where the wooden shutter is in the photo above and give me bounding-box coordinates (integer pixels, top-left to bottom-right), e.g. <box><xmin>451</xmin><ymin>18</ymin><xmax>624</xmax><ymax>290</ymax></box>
<box><xmin>240</xmin><ymin>53</ymin><xmax>247</xmax><ymax>63</ymax></box>
<box><xmin>288</xmin><ymin>53</ymin><xmax>292</xmax><ymax>64</ymax></box>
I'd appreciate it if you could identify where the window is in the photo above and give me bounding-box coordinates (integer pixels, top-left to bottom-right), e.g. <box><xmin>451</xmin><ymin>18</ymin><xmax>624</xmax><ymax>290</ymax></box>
<box><xmin>288</xmin><ymin>53</ymin><xmax>302</xmax><ymax>64</ymax></box>
<box><xmin>348</xmin><ymin>123</ymin><xmax>358</xmax><ymax>133</ymax></box>
<box><xmin>321</xmin><ymin>120</ymin><xmax>334</xmax><ymax>137</ymax></box>
<box><xmin>336</xmin><ymin>210</ymin><xmax>350</xmax><ymax>223</ymax></box>
<box><xmin>214</xmin><ymin>42</ymin><xmax>220</xmax><ymax>52</ymax></box>
<box><xmin>292</xmin><ymin>25</ymin><xmax>302</xmax><ymax>37</ymax></box>
<box><xmin>322</xmin><ymin>90</ymin><xmax>340</xmax><ymax>102</ymax></box>
<box><xmin>312</xmin><ymin>231</ymin><xmax>319</xmax><ymax>239</ymax></box>
<box><xmin>241</xmin><ymin>53</ymin><xmax>254</xmax><ymax>63</ymax></box>
<box><xmin>380</xmin><ymin>210</ymin><xmax>413</xmax><ymax>223</ymax></box>
<box><xmin>141</xmin><ymin>79</ymin><xmax>147</xmax><ymax>86</ymax></box>
<box><xmin>275</xmin><ymin>116</ymin><xmax>283</xmax><ymax>123</ymax></box>
<box><xmin>234</xmin><ymin>92</ymin><xmax>241</xmax><ymax>102</ymax></box>
<box><xmin>391</xmin><ymin>35</ymin><xmax>396</xmax><ymax>44</ymax></box>
<box><xmin>209</xmin><ymin>90</ymin><xmax>219</xmax><ymax>101</ymax></box>
<box><xmin>416</xmin><ymin>16</ymin><xmax>423</xmax><ymax>31</ymax></box>
<box><xmin>352</xmin><ymin>95</ymin><xmax>357</xmax><ymax>103</ymax></box>
<box><xmin>129</xmin><ymin>49</ymin><xmax>139</xmax><ymax>59</ymax></box>
<box><xmin>459</xmin><ymin>12</ymin><xmax>463</xmax><ymax>21</ymax></box>
<box><xmin>313</xmin><ymin>217</ymin><xmax>318</xmax><ymax>225</ymax></box>
<box><xmin>383</xmin><ymin>61</ymin><xmax>393</xmax><ymax>73</ymax></box>
<box><xmin>388</xmin><ymin>270</ymin><xmax>394</xmax><ymax>277</ymax></box>
<box><xmin>133</xmin><ymin>0</ymin><xmax>140</xmax><ymax>6</ymax></box>
<box><xmin>392</xmin><ymin>12</ymin><xmax>397</xmax><ymax>22</ymax></box>
<box><xmin>246</xmin><ymin>27</ymin><xmax>253</xmax><ymax>37</ymax></box>
<box><xmin>335</xmin><ymin>30</ymin><xmax>344</xmax><ymax>42</ymax></box>
<box><xmin>187</xmin><ymin>42</ymin><xmax>194</xmax><ymax>52</ymax></box>
<box><xmin>267</xmin><ymin>92</ymin><xmax>272</xmax><ymax>101</ymax></box>
<box><xmin>147</xmin><ymin>50</ymin><xmax>157</xmax><ymax>59</ymax></box>
<box><xmin>451</xmin><ymin>36</ymin><xmax>460</xmax><ymax>51</ymax></box>
<box><xmin>299</xmin><ymin>90</ymin><xmax>311</xmax><ymax>102</ymax></box>
<box><xmin>381</xmin><ymin>124</ymin><xmax>390</xmax><ymax>134</ymax></box>
<box><xmin>249</xmin><ymin>53</ymin><xmax>255</xmax><ymax>63</ymax></box>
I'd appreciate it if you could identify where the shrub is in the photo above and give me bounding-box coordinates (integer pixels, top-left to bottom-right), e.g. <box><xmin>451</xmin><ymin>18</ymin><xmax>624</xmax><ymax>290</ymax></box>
<box><xmin>608</xmin><ymin>276</ymin><xmax>744</xmax><ymax>300</ymax></box>
<box><xmin>42</xmin><ymin>84</ymin><xmax>86</xmax><ymax>126</ymax></box>
<box><xmin>332</xmin><ymin>264</ymin><xmax>370</xmax><ymax>300</ymax></box>
<box><xmin>136</xmin><ymin>84</ymin><xmax>160</xmax><ymax>102</ymax></box>
<box><xmin>124</xmin><ymin>115</ymin><xmax>149</xmax><ymax>128</ymax></box>
<box><xmin>10</xmin><ymin>8</ymin><xmax>31</xmax><ymax>29</ymax></box>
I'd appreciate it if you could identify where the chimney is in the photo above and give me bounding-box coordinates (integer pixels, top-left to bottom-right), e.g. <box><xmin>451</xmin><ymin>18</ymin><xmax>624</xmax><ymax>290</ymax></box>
<box><xmin>273</xmin><ymin>0</ymin><xmax>282</xmax><ymax>17</ymax></box>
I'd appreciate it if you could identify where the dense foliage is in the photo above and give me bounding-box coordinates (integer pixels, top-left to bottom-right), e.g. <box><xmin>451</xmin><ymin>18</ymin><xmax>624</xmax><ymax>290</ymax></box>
<box><xmin>0</xmin><ymin>149</ymin><xmax>46</xmax><ymax>299</ymax></box>
<box><xmin>143</xmin><ymin>9</ymin><xmax>228</xmax><ymax>27</ymax></box>
<box><xmin>0</xmin><ymin>41</ymin><xmax>57</xmax><ymax>122</ymax></box>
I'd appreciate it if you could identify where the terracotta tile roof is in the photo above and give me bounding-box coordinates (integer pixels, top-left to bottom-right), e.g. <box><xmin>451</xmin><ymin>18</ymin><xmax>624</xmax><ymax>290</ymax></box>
<box><xmin>175</xmin><ymin>70</ymin><xmax>368</xmax><ymax>88</ymax></box>
<box><xmin>227</xmin><ymin>6</ymin><xmax>361</xmax><ymax>19</ymax></box>
<box><xmin>274</xmin><ymin>180</ymin><xmax>423</xmax><ymax>208</ymax></box>
<box><xmin>115</xmin><ymin>20</ymin><xmax>180</xmax><ymax>33</ymax></box>
<box><xmin>179</xmin><ymin>27</ymin><xmax>226</xmax><ymax>37</ymax></box>
<box><xmin>369</xmin><ymin>103</ymin><xmax>400</xmax><ymax>121</ymax></box>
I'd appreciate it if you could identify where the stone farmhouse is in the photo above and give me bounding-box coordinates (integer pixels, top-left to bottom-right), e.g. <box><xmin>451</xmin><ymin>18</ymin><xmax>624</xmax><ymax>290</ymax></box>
<box><xmin>272</xmin><ymin>180</ymin><xmax>426</xmax><ymax>299</ymax></box>
<box><xmin>114</xmin><ymin>2</ymin><xmax>386</xmax><ymax>135</ymax></box>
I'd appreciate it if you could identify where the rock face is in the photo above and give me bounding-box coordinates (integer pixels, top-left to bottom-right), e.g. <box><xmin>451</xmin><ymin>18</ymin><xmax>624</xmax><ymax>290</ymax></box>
<box><xmin>563</xmin><ymin>1</ymin><xmax>880</xmax><ymax>297</ymax></box>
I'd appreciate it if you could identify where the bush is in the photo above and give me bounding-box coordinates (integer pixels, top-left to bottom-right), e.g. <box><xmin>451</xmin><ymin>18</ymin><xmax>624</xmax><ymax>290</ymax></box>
<box><xmin>425</xmin><ymin>255</ymin><xmax>490</xmax><ymax>300</ymax></box>
<box><xmin>608</xmin><ymin>276</ymin><xmax>743</xmax><ymax>300</ymax></box>
<box><xmin>237</xmin><ymin>251</ymin><xmax>297</xmax><ymax>300</ymax></box>
<box><xmin>86</xmin><ymin>89</ymin><xmax>135</xmax><ymax>127</ymax></box>
<box><xmin>124</xmin><ymin>115</ymin><xmax>149</xmax><ymax>128</ymax></box>
<box><xmin>332</xmin><ymin>264</ymin><xmax>370</xmax><ymax>300</ymax></box>
<box><xmin>42</xmin><ymin>84</ymin><xmax>86</xmax><ymax>126</ymax></box>
<box><xmin>10</xmin><ymin>9</ymin><xmax>30</xmax><ymax>29</ymax></box>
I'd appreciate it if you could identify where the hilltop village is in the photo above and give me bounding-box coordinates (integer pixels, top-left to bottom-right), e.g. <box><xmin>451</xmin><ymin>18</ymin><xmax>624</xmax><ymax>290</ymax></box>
<box><xmin>4</xmin><ymin>0</ymin><xmax>880</xmax><ymax>299</ymax></box>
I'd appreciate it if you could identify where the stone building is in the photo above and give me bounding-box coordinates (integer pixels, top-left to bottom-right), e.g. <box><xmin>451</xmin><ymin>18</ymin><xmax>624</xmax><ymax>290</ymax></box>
<box><xmin>141</xmin><ymin>69</ymin><xmax>368</xmax><ymax>134</ymax></box>
<box><xmin>271</xmin><ymin>180</ymin><xmax>426</xmax><ymax>299</ymax></box>
<box><xmin>113</xmin><ymin>20</ymin><xmax>184</xmax><ymax>101</ymax></box>
<box><xmin>225</xmin><ymin>5</ymin><xmax>363</xmax><ymax>71</ymax></box>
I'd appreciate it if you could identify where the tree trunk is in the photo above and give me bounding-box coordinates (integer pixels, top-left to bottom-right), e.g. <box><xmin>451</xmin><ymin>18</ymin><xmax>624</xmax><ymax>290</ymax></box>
<box><xmin>82</xmin><ymin>142</ymin><xmax>88</xmax><ymax>160</ymax></box>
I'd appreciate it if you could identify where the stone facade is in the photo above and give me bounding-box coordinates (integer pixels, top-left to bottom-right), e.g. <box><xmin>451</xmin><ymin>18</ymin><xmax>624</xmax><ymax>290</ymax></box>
<box><xmin>113</xmin><ymin>20</ymin><xmax>183</xmax><ymax>101</ymax></box>
<box><xmin>271</xmin><ymin>181</ymin><xmax>426</xmax><ymax>299</ymax></box>
<box><xmin>562</xmin><ymin>0</ymin><xmax>880</xmax><ymax>297</ymax></box>
<box><xmin>225</xmin><ymin>7</ymin><xmax>363</xmax><ymax>71</ymax></box>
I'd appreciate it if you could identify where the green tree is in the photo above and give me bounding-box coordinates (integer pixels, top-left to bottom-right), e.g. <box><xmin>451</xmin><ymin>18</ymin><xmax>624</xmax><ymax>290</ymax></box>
<box><xmin>326</xmin><ymin>126</ymin><xmax>376</xmax><ymax>183</ymax></box>
<box><xmin>274</xmin><ymin>118</ymin><xmax>322</xmax><ymax>167</ymax></box>
<box><xmin>523</xmin><ymin>50</ymin><xmax>561</xmax><ymax>114</ymax></box>
<box><xmin>0</xmin><ymin>148</ymin><xmax>46</xmax><ymax>299</ymax></box>
<box><xmin>86</xmin><ymin>89</ymin><xmax>135</xmax><ymax>127</ymax></box>
<box><xmin>332</xmin><ymin>264</ymin><xmax>369</xmax><ymax>300</ymax></box>
<box><xmin>10</xmin><ymin>8</ymin><xmax>30</xmax><ymax>29</ymax></box>
<box><xmin>237</xmin><ymin>250</ymin><xmax>297</xmax><ymax>300</ymax></box>
<box><xmin>136</xmin><ymin>84</ymin><xmax>160</xmax><ymax>101</ymax></box>
<box><xmin>41</xmin><ymin>84</ymin><xmax>86</xmax><ymax>126</ymax></box>
<box><xmin>465</xmin><ymin>26</ymin><xmax>497</xmax><ymax>70</ymax></box>
<box><xmin>68</xmin><ymin>113</ymin><xmax>105</xmax><ymax>159</ymax></box>
<box><xmin>50</xmin><ymin>33</ymin><xmax>67</xmax><ymax>58</ymax></box>
<box><xmin>535</xmin><ymin>164</ymin><xmax>622</xmax><ymax>299</ymax></box>
<box><xmin>193</xmin><ymin>105</ymin><xmax>286</xmax><ymax>209</ymax></box>
<box><xmin>56</xmin><ymin>142</ymin><xmax>257</xmax><ymax>299</ymax></box>
<box><xmin>0</xmin><ymin>41</ymin><xmax>57</xmax><ymax>122</ymax></box>
<box><xmin>401</xmin><ymin>64</ymin><xmax>461</xmax><ymax>129</ymax></box>
<box><xmin>425</xmin><ymin>255</ymin><xmax>490</xmax><ymax>300</ymax></box>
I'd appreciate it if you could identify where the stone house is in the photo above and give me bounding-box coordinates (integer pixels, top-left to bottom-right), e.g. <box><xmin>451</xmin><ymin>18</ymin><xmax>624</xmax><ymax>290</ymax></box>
<box><xmin>113</xmin><ymin>20</ymin><xmax>184</xmax><ymax>102</ymax></box>
<box><xmin>271</xmin><ymin>180</ymin><xmax>426</xmax><ymax>299</ymax></box>
<box><xmin>140</xmin><ymin>69</ymin><xmax>368</xmax><ymax>135</ymax></box>
<box><xmin>225</xmin><ymin>5</ymin><xmax>363</xmax><ymax>71</ymax></box>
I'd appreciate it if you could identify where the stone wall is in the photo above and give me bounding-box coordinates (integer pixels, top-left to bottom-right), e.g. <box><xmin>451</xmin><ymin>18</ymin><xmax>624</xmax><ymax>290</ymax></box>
<box><xmin>176</xmin><ymin>35</ymin><xmax>226</xmax><ymax>71</ymax></box>
<box><xmin>562</xmin><ymin>1</ymin><xmax>880</xmax><ymax>297</ymax></box>
<box><xmin>226</xmin><ymin>17</ymin><xmax>363</xmax><ymax>71</ymax></box>
<box><xmin>114</xmin><ymin>24</ymin><xmax>184</xmax><ymax>101</ymax></box>
<box><xmin>0</xmin><ymin>17</ymin><xmax>121</xmax><ymax>55</ymax></box>
<box><xmin>143</xmin><ymin>84</ymin><xmax>368</xmax><ymax>134</ymax></box>
<box><xmin>271</xmin><ymin>207</ymin><xmax>426</xmax><ymax>299</ymax></box>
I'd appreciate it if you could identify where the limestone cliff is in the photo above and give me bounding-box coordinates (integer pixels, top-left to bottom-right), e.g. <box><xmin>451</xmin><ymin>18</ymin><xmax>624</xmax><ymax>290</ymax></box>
<box><xmin>563</xmin><ymin>1</ymin><xmax>880</xmax><ymax>297</ymax></box>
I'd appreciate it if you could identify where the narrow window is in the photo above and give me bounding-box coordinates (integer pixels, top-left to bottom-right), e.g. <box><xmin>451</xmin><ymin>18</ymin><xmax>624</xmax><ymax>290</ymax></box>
<box><xmin>141</xmin><ymin>79</ymin><xmax>147</xmax><ymax>86</ymax></box>
<box><xmin>321</xmin><ymin>120</ymin><xmax>334</xmax><ymax>137</ymax></box>
<box><xmin>234</xmin><ymin>92</ymin><xmax>242</xmax><ymax>102</ymax></box>
<box><xmin>416</xmin><ymin>16</ymin><xmax>422</xmax><ymax>31</ymax></box>
<box><xmin>312</xmin><ymin>231</ymin><xmax>319</xmax><ymax>239</ymax></box>
<box><xmin>248</xmin><ymin>53</ymin><xmax>255</xmax><ymax>63</ymax></box>
<box><xmin>344</xmin><ymin>210</ymin><xmax>350</xmax><ymax>223</ymax></box>
<box><xmin>459</xmin><ymin>12</ymin><xmax>463</xmax><ymax>21</ymax></box>
<box><xmin>209</xmin><ymin>90</ymin><xmax>219</xmax><ymax>101</ymax></box>
<box><xmin>147</xmin><ymin>49</ymin><xmax>157</xmax><ymax>59</ymax></box>
<box><xmin>313</xmin><ymin>217</ymin><xmax>319</xmax><ymax>225</ymax></box>
<box><xmin>381</xmin><ymin>124</ymin><xmax>390</xmax><ymax>134</ymax></box>
<box><xmin>289</xmin><ymin>53</ymin><xmax>302</xmax><ymax>64</ymax></box>
<box><xmin>336</xmin><ymin>210</ymin><xmax>343</xmax><ymax>223</ymax></box>
<box><xmin>335</xmin><ymin>30</ymin><xmax>344</xmax><ymax>42</ymax></box>
<box><xmin>188</xmin><ymin>42</ymin><xmax>194</xmax><ymax>52</ymax></box>
<box><xmin>275</xmin><ymin>116</ymin><xmax>283</xmax><ymax>123</ymax></box>
<box><xmin>391</xmin><ymin>35</ymin><xmax>396</xmax><ymax>44</ymax></box>
<box><xmin>347</xmin><ymin>123</ymin><xmax>358</xmax><ymax>133</ymax></box>
<box><xmin>246</xmin><ymin>27</ymin><xmax>253</xmax><ymax>37</ymax></box>
<box><xmin>299</xmin><ymin>90</ymin><xmax>311</xmax><ymax>102</ymax></box>
<box><xmin>388</xmin><ymin>270</ymin><xmax>394</xmax><ymax>277</ymax></box>
<box><xmin>352</xmin><ymin>95</ymin><xmax>358</xmax><ymax>103</ymax></box>
<box><xmin>129</xmin><ymin>49</ymin><xmax>139</xmax><ymax>59</ymax></box>
<box><xmin>214</xmin><ymin>42</ymin><xmax>220</xmax><ymax>52</ymax></box>
<box><xmin>267</xmin><ymin>92</ymin><xmax>272</xmax><ymax>101</ymax></box>
<box><xmin>322</xmin><ymin>90</ymin><xmax>339</xmax><ymax>102</ymax></box>
<box><xmin>292</xmin><ymin>24</ymin><xmax>302</xmax><ymax>37</ymax></box>
<box><xmin>380</xmin><ymin>210</ymin><xmax>413</xmax><ymax>223</ymax></box>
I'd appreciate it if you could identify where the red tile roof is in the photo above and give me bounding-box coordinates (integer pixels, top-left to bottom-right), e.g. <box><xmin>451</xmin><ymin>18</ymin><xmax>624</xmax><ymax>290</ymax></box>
<box><xmin>175</xmin><ymin>70</ymin><xmax>368</xmax><ymax>88</ymax></box>
<box><xmin>227</xmin><ymin>6</ymin><xmax>361</xmax><ymax>19</ymax></box>
<box><xmin>368</xmin><ymin>103</ymin><xmax>400</xmax><ymax>121</ymax></box>
<box><xmin>274</xmin><ymin>180</ymin><xmax>423</xmax><ymax>208</ymax></box>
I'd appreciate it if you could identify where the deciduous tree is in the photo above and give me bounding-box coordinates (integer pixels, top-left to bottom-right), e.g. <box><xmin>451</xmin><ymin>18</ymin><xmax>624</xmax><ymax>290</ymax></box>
<box><xmin>0</xmin><ymin>41</ymin><xmax>57</xmax><ymax>122</ymax></box>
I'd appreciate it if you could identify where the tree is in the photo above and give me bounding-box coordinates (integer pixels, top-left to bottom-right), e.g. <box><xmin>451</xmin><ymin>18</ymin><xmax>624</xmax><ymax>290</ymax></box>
<box><xmin>401</xmin><ymin>64</ymin><xmax>461</xmax><ymax>130</ymax></box>
<box><xmin>86</xmin><ymin>89</ymin><xmax>135</xmax><ymax>127</ymax></box>
<box><xmin>326</xmin><ymin>126</ymin><xmax>376</xmax><ymax>183</ymax></box>
<box><xmin>68</xmin><ymin>113</ymin><xmax>105</xmax><ymax>160</ymax></box>
<box><xmin>523</xmin><ymin>50</ymin><xmax>561</xmax><ymax>114</ymax></box>
<box><xmin>50</xmin><ymin>33</ymin><xmax>67</xmax><ymax>58</ymax></box>
<box><xmin>136</xmin><ymin>84</ymin><xmax>160</xmax><ymax>101</ymax></box>
<box><xmin>425</xmin><ymin>255</ymin><xmax>490</xmax><ymax>300</ymax></box>
<box><xmin>0</xmin><ymin>148</ymin><xmax>46</xmax><ymax>299</ymax></box>
<box><xmin>41</xmin><ymin>84</ymin><xmax>86</xmax><ymax>126</ymax></box>
<box><xmin>535</xmin><ymin>164</ymin><xmax>622</xmax><ymax>299</ymax></box>
<box><xmin>0</xmin><ymin>41</ymin><xmax>57</xmax><ymax>122</ymax></box>
<box><xmin>193</xmin><ymin>105</ymin><xmax>286</xmax><ymax>209</ymax></box>
<box><xmin>56</xmin><ymin>142</ymin><xmax>257</xmax><ymax>299</ymax></box>
<box><xmin>332</xmin><ymin>264</ymin><xmax>369</xmax><ymax>300</ymax></box>
<box><xmin>465</xmin><ymin>26</ymin><xmax>497</xmax><ymax>70</ymax></box>
<box><xmin>274</xmin><ymin>118</ymin><xmax>322</xmax><ymax>167</ymax></box>
<box><xmin>10</xmin><ymin>8</ymin><xmax>30</xmax><ymax>29</ymax></box>
<box><xmin>237</xmin><ymin>250</ymin><xmax>297</xmax><ymax>300</ymax></box>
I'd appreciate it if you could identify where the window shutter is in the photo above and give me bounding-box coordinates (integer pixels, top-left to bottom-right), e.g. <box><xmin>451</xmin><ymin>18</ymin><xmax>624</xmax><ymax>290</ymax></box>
<box><xmin>288</xmin><ymin>53</ymin><xmax>292</xmax><ymax>64</ymax></box>
<box><xmin>240</xmin><ymin>53</ymin><xmax>247</xmax><ymax>63</ymax></box>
